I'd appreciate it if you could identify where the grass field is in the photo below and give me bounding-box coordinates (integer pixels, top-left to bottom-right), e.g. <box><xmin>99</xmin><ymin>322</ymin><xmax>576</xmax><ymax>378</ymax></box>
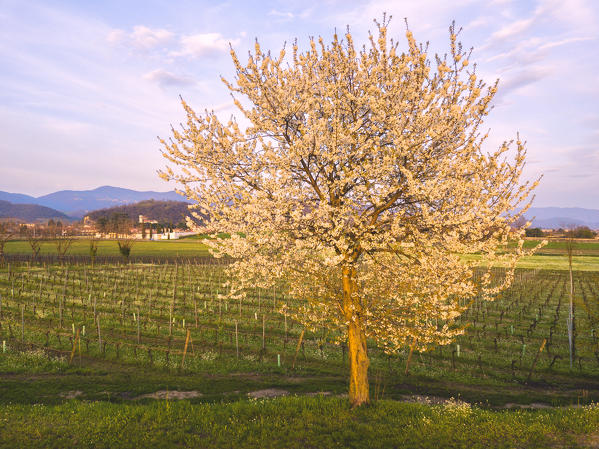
<box><xmin>462</xmin><ymin>254</ymin><xmax>599</xmax><ymax>271</ymax></box>
<box><xmin>1</xmin><ymin>243</ymin><xmax>599</xmax><ymax>447</ymax></box>
<box><xmin>3</xmin><ymin>238</ymin><xmax>211</xmax><ymax>258</ymax></box>
<box><xmin>5</xmin><ymin>237</ymin><xmax>599</xmax><ymax>269</ymax></box>
<box><xmin>523</xmin><ymin>239</ymin><xmax>599</xmax><ymax>256</ymax></box>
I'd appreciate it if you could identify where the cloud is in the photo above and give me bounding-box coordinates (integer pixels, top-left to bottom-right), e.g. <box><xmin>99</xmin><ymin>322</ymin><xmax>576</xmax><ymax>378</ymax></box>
<box><xmin>130</xmin><ymin>26</ymin><xmax>174</xmax><ymax>49</ymax></box>
<box><xmin>538</xmin><ymin>36</ymin><xmax>595</xmax><ymax>50</ymax></box>
<box><xmin>106</xmin><ymin>29</ymin><xmax>126</xmax><ymax>44</ymax></box>
<box><xmin>488</xmin><ymin>35</ymin><xmax>594</xmax><ymax>65</ymax></box>
<box><xmin>465</xmin><ymin>16</ymin><xmax>490</xmax><ymax>30</ymax></box>
<box><xmin>107</xmin><ymin>25</ymin><xmax>174</xmax><ymax>49</ymax></box>
<box><xmin>537</xmin><ymin>0</ymin><xmax>597</xmax><ymax>31</ymax></box>
<box><xmin>485</xmin><ymin>37</ymin><xmax>544</xmax><ymax>64</ymax></box>
<box><xmin>268</xmin><ymin>10</ymin><xmax>294</xmax><ymax>19</ymax></box>
<box><xmin>171</xmin><ymin>33</ymin><xmax>239</xmax><ymax>58</ymax></box>
<box><xmin>42</xmin><ymin>116</ymin><xmax>94</xmax><ymax>135</ymax></box>
<box><xmin>143</xmin><ymin>69</ymin><xmax>195</xmax><ymax>87</ymax></box>
<box><xmin>488</xmin><ymin>17</ymin><xmax>536</xmax><ymax>43</ymax></box>
<box><xmin>497</xmin><ymin>66</ymin><xmax>553</xmax><ymax>94</ymax></box>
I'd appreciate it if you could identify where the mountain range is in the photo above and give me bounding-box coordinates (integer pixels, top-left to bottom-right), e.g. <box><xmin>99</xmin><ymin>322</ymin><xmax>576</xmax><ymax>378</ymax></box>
<box><xmin>0</xmin><ymin>186</ymin><xmax>188</xmax><ymax>218</ymax></box>
<box><xmin>526</xmin><ymin>207</ymin><xmax>599</xmax><ymax>229</ymax></box>
<box><xmin>1</xmin><ymin>186</ymin><xmax>599</xmax><ymax>228</ymax></box>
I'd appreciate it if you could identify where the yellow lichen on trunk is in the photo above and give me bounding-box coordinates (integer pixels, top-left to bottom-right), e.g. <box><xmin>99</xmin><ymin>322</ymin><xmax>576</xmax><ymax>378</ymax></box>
<box><xmin>343</xmin><ymin>265</ymin><xmax>370</xmax><ymax>407</ymax></box>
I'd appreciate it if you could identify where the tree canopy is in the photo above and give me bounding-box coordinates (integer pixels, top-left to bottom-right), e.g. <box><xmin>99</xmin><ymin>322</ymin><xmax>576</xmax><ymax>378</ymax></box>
<box><xmin>161</xmin><ymin>19</ymin><xmax>539</xmax><ymax>406</ymax></box>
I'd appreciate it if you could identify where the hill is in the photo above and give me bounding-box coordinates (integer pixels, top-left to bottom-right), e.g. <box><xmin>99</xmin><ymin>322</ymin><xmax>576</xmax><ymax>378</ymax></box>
<box><xmin>0</xmin><ymin>200</ymin><xmax>69</xmax><ymax>221</ymax></box>
<box><xmin>0</xmin><ymin>191</ymin><xmax>37</xmax><ymax>204</ymax></box>
<box><xmin>0</xmin><ymin>186</ymin><xmax>189</xmax><ymax>217</ymax></box>
<box><xmin>86</xmin><ymin>200</ymin><xmax>192</xmax><ymax>225</ymax></box>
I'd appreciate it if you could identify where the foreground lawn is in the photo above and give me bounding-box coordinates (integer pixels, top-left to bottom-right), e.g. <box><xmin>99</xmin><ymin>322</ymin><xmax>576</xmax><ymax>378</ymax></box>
<box><xmin>1</xmin><ymin>397</ymin><xmax>597</xmax><ymax>449</ymax></box>
<box><xmin>0</xmin><ymin>397</ymin><xmax>599</xmax><ymax>448</ymax></box>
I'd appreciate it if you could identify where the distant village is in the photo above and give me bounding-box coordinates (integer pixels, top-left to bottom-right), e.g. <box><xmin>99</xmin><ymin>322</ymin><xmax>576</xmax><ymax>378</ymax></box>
<box><xmin>83</xmin><ymin>214</ymin><xmax>197</xmax><ymax>240</ymax></box>
<box><xmin>1</xmin><ymin>214</ymin><xmax>597</xmax><ymax>243</ymax></box>
<box><xmin>0</xmin><ymin>198</ymin><xmax>202</xmax><ymax>243</ymax></box>
<box><xmin>0</xmin><ymin>213</ymin><xmax>197</xmax><ymax>241</ymax></box>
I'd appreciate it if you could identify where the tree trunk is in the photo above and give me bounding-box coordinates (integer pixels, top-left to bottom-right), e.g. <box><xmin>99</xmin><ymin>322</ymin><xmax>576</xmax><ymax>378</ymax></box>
<box><xmin>343</xmin><ymin>265</ymin><xmax>369</xmax><ymax>407</ymax></box>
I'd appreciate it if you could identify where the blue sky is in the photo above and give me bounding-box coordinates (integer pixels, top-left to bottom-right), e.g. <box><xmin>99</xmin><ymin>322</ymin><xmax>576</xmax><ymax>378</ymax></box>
<box><xmin>1</xmin><ymin>0</ymin><xmax>598</xmax><ymax>207</ymax></box>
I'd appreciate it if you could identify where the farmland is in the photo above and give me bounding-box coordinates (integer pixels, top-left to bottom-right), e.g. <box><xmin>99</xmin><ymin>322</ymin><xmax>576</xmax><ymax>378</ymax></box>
<box><xmin>2</xmin><ymin>237</ymin><xmax>211</xmax><ymax>258</ymax></box>
<box><xmin>1</xmin><ymin>243</ymin><xmax>599</xmax><ymax>447</ymax></box>
<box><xmin>5</xmin><ymin>237</ymin><xmax>599</xmax><ymax>270</ymax></box>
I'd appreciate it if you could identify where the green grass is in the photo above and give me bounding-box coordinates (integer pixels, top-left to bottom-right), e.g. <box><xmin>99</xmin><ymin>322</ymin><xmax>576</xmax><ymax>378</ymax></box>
<box><xmin>1</xmin><ymin>397</ymin><xmax>597</xmax><ymax>448</ymax></box>
<box><xmin>2</xmin><ymin>258</ymin><xmax>599</xmax><ymax>447</ymax></box>
<box><xmin>1</xmin><ymin>262</ymin><xmax>599</xmax><ymax>408</ymax></box>
<box><xmin>6</xmin><ymin>238</ymin><xmax>599</xmax><ymax>270</ymax></box>
<box><xmin>523</xmin><ymin>239</ymin><xmax>599</xmax><ymax>255</ymax></box>
<box><xmin>4</xmin><ymin>239</ymin><xmax>211</xmax><ymax>257</ymax></box>
<box><xmin>463</xmin><ymin>253</ymin><xmax>599</xmax><ymax>271</ymax></box>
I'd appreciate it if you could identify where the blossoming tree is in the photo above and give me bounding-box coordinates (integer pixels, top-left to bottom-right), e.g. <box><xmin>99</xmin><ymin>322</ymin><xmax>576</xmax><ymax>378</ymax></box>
<box><xmin>160</xmin><ymin>19</ymin><xmax>539</xmax><ymax>407</ymax></box>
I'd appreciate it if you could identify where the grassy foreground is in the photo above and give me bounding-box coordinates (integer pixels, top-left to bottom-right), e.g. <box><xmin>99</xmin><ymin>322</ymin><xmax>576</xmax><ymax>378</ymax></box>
<box><xmin>1</xmin><ymin>397</ymin><xmax>598</xmax><ymax>449</ymax></box>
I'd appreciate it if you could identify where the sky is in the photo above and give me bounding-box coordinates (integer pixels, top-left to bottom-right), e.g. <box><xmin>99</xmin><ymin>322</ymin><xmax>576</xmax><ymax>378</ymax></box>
<box><xmin>0</xmin><ymin>0</ymin><xmax>598</xmax><ymax>208</ymax></box>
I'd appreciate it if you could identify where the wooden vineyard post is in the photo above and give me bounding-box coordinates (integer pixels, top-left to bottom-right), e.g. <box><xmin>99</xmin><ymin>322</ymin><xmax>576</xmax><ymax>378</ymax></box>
<box><xmin>21</xmin><ymin>304</ymin><xmax>24</xmax><ymax>343</ymax></box>
<box><xmin>137</xmin><ymin>308</ymin><xmax>141</xmax><ymax>344</ymax></box>
<box><xmin>235</xmin><ymin>320</ymin><xmax>239</xmax><ymax>360</ymax></box>
<box><xmin>194</xmin><ymin>292</ymin><xmax>199</xmax><ymax>328</ymax></box>
<box><xmin>181</xmin><ymin>328</ymin><xmax>191</xmax><ymax>369</ymax></box>
<box><xmin>69</xmin><ymin>328</ymin><xmax>80</xmax><ymax>365</ymax></box>
<box><xmin>262</xmin><ymin>314</ymin><xmax>265</xmax><ymax>351</ymax></box>
<box><xmin>526</xmin><ymin>338</ymin><xmax>547</xmax><ymax>383</ymax></box>
<box><xmin>96</xmin><ymin>315</ymin><xmax>102</xmax><ymax>352</ymax></box>
<box><xmin>292</xmin><ymin>329</ymin><xmax>305</xmax><ymax>369</ymax></box>
<box><xmin>284</xmin><ymin>312</ymin><xmax>287</xmax><ymax>348</ymax></box>
<box><xmin>170</xmin><ymin>273</ymin><xmax>177</xmax><ymax>337</ymax></box>
<box><xmin>405</xmin><ymin>339</ymin><xmax>417</xmax><ymax>376</ymax></box>
<box><xmin>60</xmin><ymin>269</ymin><xmax>68</xmax><ymax>329</ymax></box>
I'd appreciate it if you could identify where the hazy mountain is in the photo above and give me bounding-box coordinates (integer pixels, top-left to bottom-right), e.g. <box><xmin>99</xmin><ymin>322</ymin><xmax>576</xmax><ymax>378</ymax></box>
<box><xmin>527</xmin><ymin>207</ymin><xmax>599</xmax><ymax>229</ymax></box>
<box><xmin>2</xmin><ymin>188</ymin><xmax>598</xmax><ymax>228</ymax></box>
<box><xmin>0</xmin><ymin>191</ymin><xmax>37</xmax><ymax>204</ymax></box>
<box><xmin>0</xmin><ymin>200</ymin><xmax>69</xmax><ymax>221</ymax></box>
<box><xmin>0</xmin><ymin>186</ymin><xmax>189</xmax><ymax>217</ymax></box>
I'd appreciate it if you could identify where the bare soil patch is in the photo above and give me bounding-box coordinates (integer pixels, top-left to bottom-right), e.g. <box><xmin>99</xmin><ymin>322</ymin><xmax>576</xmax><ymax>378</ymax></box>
<box><xmin>502</xmin><ymin>402</ymin><xmax>552</xmax><ymax>409</ymax></box>
<box><xmin>59</xmin><ymin>390</ymin><xmax>83</xmax><ymax>399</ymax></box>
<box><xmin>248</xmin><ymin>389</ymin><xmax>289</xmax><ymax>399</ymax></box>
<box><xmin>134</xmin><ymin>390</ymin><xmax>203</xmax><ymax>400</ymax></box>
<box><xmin>400</xmin><ymin>394</ymin><xmax>467</xmax><ymax>406</ymax></box>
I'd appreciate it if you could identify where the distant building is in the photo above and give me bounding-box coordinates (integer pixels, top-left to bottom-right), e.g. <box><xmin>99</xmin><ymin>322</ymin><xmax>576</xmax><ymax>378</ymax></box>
<box><xmin>138</xmin><ymin>214</ymin><xmax>158</xmax><ymax>224</ymax></box>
